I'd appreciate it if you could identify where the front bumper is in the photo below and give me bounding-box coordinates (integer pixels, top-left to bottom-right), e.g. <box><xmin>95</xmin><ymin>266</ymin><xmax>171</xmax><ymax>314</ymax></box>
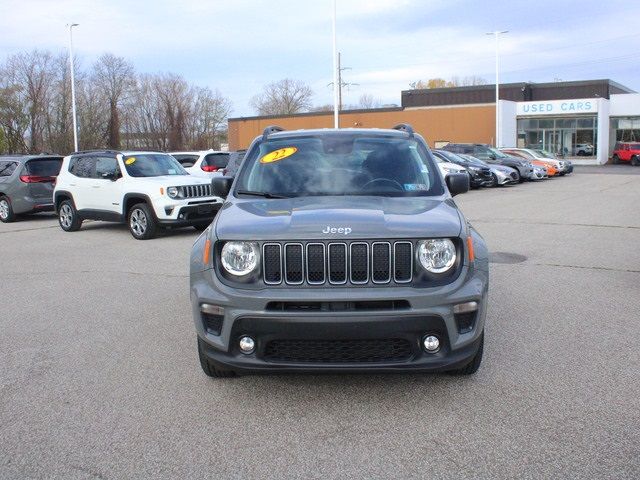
<box><xmin>191</xmin><ymin>262</ymin><xmax>489</xmax><ymax>373</ymax></box>
<box><xmin>157</xmin><ymin>201</ymin><xmax>222</xmax><ymax>226</ymax></box>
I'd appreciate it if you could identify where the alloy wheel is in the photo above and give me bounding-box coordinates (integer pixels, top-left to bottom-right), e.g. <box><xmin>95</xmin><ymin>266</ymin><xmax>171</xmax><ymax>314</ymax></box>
<box><xmin>130</xmin><ymin>209</ymin><xmax>147</xmax><ymax>236</ymax></box>
<box><xmin>0</xmin><ymin>199</ymin><xmax>9</xmax><ymax>220</ymax></box>
<box><xmin>59</xmin><ymin>204</ymin><xmax>73</xmax><ymax>228</ymax></box>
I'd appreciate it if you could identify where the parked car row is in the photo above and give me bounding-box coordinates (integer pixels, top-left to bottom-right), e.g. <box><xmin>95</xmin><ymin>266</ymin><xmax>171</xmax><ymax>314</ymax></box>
<box><xmin>430</xmin><ymin>143</ymin><xmax>573</xmax><ymax>191</ymax></box>
<box><xmin>0</xmin><ymin>150</ymin><xmax>247</xmax><ymax>240</ymax></box>
<box><xmin>0</xmin><ymin>139</ymin><xmax>573</xmax><ymax>235</ymax></box>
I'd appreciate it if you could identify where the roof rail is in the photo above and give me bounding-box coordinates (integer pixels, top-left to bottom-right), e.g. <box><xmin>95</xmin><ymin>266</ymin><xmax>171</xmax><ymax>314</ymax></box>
<box><xmin>262</xmin><ymin>125</ymin><xmax>285</xmax><ymax>141</ymax></box>
<box><xmin>71</xmin><ymin>149</ymin><xmax>121</xmax><ymax>155</ymax></box>
<box><xmin>392</xmin><ymin>123</ymin><xmax>415</xmax><ymax>138</ymax></box>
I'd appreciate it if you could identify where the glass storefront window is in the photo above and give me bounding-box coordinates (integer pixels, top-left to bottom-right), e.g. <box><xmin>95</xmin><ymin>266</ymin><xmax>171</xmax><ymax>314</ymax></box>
<box><xmin>612</xmin><ymin>117</ymin><xmax>640</xmax><ymax>142</ymax></box>
<box><xmin>517</xmin><ymin>115</ymin><xmax>597</xmax><ymax>157</ymax></box>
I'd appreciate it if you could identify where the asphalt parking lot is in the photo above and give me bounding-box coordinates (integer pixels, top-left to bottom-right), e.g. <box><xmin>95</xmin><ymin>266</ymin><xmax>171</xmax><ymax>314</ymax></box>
<box><xmin>1</xmin><ymin>168</ymin><xmax>639</xmax><ymax>479</ymax></box>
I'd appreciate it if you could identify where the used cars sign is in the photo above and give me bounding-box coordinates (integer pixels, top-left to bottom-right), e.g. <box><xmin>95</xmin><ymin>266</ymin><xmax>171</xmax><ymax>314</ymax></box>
<box><xmin>516</xmin><ymin>98</ymin><xmax>598</xmax><ymax>116</ymax></box>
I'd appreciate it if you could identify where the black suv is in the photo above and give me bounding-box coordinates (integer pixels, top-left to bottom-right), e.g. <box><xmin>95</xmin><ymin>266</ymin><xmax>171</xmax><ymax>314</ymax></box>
<box><xmin>433</xmin><ymin>150</ymin><xmax>493</xmax><ymax>188</ymax></box>
<box><xmin>443</xmin><ymin>143</ymin><xmax>533</xmax><ymax>182</ymax></box>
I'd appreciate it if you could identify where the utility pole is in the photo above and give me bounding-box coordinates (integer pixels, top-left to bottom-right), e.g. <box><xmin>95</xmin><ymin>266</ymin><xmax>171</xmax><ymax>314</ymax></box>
<box><xmin>332</xmin><ymin>0</ymin><xmax>339</xmax><ymax>128</ymax></box>
<box><xmin>335</xmin><ymin>52</ymin><xmax>358</xmax><ymax>111</ymax></box>
<box><xmin>68</xmin><ymin>23</ymin><xmax>80</xmax><ymax>151</ymax></box>
<box><xmin>486</xmin><ymin>30</ymin><xmax>508</xmax><ymax>148</ymax></box>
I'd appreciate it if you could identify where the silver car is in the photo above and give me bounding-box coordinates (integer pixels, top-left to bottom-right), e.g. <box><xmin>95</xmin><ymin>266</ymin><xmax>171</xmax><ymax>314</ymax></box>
<box><xmin>0</xmin><ymin>155</ymin><xmax>63</xmax><ymax>223</ymax></box>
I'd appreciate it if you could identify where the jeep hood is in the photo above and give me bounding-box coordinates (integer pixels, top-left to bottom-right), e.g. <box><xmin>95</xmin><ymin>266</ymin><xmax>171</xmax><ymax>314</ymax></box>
<box><xmin>215</xmin><ymin>196</ymin><xmax>462</xmax><ymax>240</ymax></box>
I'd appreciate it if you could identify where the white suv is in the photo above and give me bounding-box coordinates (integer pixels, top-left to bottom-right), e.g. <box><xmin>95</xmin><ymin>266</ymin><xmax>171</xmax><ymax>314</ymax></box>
<box><xmin>54</xmin><ymin>150</ymin><xmax>224</xmax><ymax>239</ymax></box>
<box><xmin>170</xmin><ymin>150</ymin><xmax>229</xmax><ymax>179</ymax></box>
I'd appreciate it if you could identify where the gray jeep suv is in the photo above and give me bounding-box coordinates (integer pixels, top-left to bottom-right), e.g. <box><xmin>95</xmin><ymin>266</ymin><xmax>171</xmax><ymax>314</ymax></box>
<box><xmin>190</xmin><ymin>125</ymin><xmax>489</xmax><ymax>377</ymax></box>
<box><xmin>0</xmin><ymin>155</ymin><xmax>63</xmax><ymax>223</ymax></box>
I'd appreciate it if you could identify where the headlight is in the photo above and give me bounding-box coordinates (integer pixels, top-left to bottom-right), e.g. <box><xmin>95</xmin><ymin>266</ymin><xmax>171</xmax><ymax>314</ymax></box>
<box><xmin>417</xmin><ymin>239</ymin><xmax>456</xmax><ymax>273</ymax></box>
<box><xmin>167</xmin><ymin>186</ymin><xmax>179</xmax><ymax>198</ymax></box>
<box><xmin>221</xmin><ymin>241</ymin><xmax>259</xmax><ymax>276</ymax></box>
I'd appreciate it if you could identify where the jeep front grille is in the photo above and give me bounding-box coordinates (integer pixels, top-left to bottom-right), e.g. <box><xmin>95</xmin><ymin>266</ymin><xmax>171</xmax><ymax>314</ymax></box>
<box><xmin>182</xmin><ymin>184</ymin><xmax>212</xmax><ymax>198</ymax></box>
<box><xmin>262</xmin><ymin>241</ymin><xmax>413</xmax><ymax>286</ymax></box>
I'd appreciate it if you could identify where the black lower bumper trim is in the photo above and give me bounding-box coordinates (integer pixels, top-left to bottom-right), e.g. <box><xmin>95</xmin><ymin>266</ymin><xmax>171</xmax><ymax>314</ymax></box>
<box><xmin>159</xmin><ymin>203</ymin><xmax>220</xmax><ymax>226</ymax></box>
<box><xmin>199</xmin><ymin>314</ymin><xmax>482</xmax><ymax>373</ymax></box>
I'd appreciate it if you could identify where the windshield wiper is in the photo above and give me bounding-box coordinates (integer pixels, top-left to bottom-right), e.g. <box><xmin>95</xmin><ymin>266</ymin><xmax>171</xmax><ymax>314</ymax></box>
<box><xmin>236</xmin><ymin>190</ymin><xmax>292</xmax><ymax>199</ymax></box>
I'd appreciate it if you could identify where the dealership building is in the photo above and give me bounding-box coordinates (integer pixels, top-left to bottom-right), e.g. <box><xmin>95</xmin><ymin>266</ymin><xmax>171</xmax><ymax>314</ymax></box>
<box><xmin>228</xmin><ymin>79</ymin><xmax>639</xmax><ymax>165</ymax></box>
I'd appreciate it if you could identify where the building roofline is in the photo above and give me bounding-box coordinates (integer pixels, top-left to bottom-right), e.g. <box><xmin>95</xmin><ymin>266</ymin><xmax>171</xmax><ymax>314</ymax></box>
<box><xmin>228</xmin><ymin>106</ymin><xmax>403</xmax><ymax>122</ymax></box>
<box><xmin>402</xmin><ymin>79</ymin><xmax>635</xmax><ymax>96</ymax></box>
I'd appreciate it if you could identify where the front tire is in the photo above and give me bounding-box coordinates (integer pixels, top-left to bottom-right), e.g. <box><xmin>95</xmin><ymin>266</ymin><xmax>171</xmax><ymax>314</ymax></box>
<box><xmin>128</xmin><ymin>203</ymin><xmax>158</xmax><ymax>240</ymax></box>
<box><xmin>632</xmin><ymin>156</ymin><xmax>639</xmax><ymax>167</ymax></box>
<box><xmin>0</xmin><ymin>195</ymin><xmax>16</xmax><ymax>223</ymax></box>
<box><xmin>58</xmin><ymin>200</ymin><xmax>82</xmax><ymax>231</ymax></box>
<box><xmin>449</xmin><ymin>332</ymin><xmax>484</xmax><ymax>375</ymax></box>
<box><xmin>612</xmin><ymin>154</ymin><xmax>620</xmax><ymax>164</ymax></box>
<box><xmin>198</xmin><ymin>337</ymin><xmax>236</xmax><ymax>378</ymax></box>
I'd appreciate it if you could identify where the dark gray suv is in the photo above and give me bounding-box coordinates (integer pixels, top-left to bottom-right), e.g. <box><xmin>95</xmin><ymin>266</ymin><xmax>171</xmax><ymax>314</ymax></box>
<box><xmin>0</xmin><ymin>155</ymin><xmax>63</xmax><ymax>223</ymax></box>
<box><xmin>191</xmin><ymin>125</ymin><xmax>489</xmax><ymax>377</ymax></box>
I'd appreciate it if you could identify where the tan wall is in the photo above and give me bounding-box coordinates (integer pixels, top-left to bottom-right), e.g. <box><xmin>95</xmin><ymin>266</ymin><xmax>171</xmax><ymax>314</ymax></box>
<box><xmin>228</xmin><ymin>104</ymin><xmax>496</xmax><ymax>150</ymax></box>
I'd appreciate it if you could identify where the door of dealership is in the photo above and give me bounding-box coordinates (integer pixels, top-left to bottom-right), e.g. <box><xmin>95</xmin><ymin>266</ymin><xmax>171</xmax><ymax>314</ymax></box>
<box><xmin>516</xmin><ymin>116</ymin><xmax>597</xmax><ymax>157</ymax></box>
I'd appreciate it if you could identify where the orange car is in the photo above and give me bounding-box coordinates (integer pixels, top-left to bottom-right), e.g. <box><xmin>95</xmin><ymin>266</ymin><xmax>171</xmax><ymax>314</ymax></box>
<box><xmin>501</xmin><ymin>149</ymin><xmax>559</xmax><ymax>176</ymax></box>
<box><xmin>531</xmin><ymin>159</ymin><xmax>558</xmax><ymax>176</ymax></box>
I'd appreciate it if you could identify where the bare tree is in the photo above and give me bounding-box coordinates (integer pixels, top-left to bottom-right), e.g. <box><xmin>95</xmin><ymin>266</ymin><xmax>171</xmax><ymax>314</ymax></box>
<box><xmin>4</xmin><ymin>50</ymin><xmax>57</xmax><ymax>152</ymax></box>
<box><xmin>357</xmin><ymin>94</ymin><xmax>382</xmax><ymax>109</ymax></box>
<box><xmin>0</xmin><ymin>82</ymin><xmax>30</xmax><ymax>153</ymax></box>
<box><xmin>187</xmin><ymin>86</ymin><xmax>232</xmax><ymax>149</ymax></box>
<box><xmin>250</xmin><ymin>79</ymin><xmax>313</xmax><ymax>115</ymax></box>
<box><xmin>93</xmin><ymin>54</ymin><xmax>135</xmax><ymax>149</ymax></box>
<box><xmin>0</xmin><ymin>49</ymin><xmax>234</xmax><ymax>154</ymax></box>
<box><xmin>460</xmin><ymin>75</ymin><xmax>487</xmax><ymax>86</ymax></box>
<box><xmin>410</xmin><ymin>76</ymin><xmax>488</xmax><ymax>90</ymax></box>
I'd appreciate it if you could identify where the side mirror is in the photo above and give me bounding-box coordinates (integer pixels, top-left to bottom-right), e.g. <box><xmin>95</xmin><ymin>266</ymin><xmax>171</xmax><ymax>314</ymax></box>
<box><xmin>446</xmin><ymin>173</ymin><xmax>470</xmax><ymax>197</ymax></box>
<box><xmin>212</xmin><ymin>176</ymin><xmax>233</xmax><ymax>198</ymax></box>
<box><xmin>101</xmin><ymin>171</ymin><xmax>118</xmax><ymax>181</ymax></box>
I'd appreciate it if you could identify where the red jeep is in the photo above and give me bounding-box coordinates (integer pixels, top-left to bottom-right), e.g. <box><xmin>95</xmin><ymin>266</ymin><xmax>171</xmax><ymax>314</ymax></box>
<box><xmin>612</xmin><ymin>142</ymin><xmax>640</xmax><ymax>166</ymax></box>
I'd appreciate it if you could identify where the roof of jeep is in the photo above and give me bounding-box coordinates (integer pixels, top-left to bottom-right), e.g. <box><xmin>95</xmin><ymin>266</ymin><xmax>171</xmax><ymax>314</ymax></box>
<box><xmin>260</xmin><ymin>128</ymin><xmax>416</xmax><ymax>140</ymax></box>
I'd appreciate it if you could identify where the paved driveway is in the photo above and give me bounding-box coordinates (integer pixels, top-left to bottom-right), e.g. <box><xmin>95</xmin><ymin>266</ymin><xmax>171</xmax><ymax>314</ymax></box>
<box><xmin>1</xmin><ymin>169</ymin><xmax>638</xmax><ymax>479</ymax></box>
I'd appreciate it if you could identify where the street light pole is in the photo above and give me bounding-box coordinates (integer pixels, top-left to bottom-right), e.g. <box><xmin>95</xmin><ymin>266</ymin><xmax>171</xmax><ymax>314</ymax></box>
<box><xmin>331</xmin><ymin>0</ymin><xmax>339</xmax><ymax>128</ymax></box>
<box><xmin>486</xmin><ymin>30</ymin><xmax>508</xmax><ymax>147</ymax></box>
<box><xmin>67</xmin><ymin>23</ymin><xmax>79</xmax><ymax>152</ymax></box>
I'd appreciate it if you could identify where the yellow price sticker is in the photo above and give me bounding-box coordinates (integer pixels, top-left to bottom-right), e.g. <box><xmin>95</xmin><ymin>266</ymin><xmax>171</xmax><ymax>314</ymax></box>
<box><xmin>260</xmin><ymin>147</ymin><xmax>297</xmax><ymax>164</ymax></box>
<box><xmin>125</xmin><ymin>157</ymin><xmax>136</xmax><ymax>165</ymax></box>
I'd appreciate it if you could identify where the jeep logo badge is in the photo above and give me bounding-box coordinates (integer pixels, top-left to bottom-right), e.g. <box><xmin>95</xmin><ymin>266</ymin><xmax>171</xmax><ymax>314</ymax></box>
<box><xmin>322</xmin><ymin>226</ymin><xmax>352</xmax><ymax>235</ymax></box>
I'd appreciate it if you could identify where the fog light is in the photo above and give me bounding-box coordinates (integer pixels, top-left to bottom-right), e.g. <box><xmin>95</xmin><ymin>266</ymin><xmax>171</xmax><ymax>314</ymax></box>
<box><xmin>239</xmin><ymin>336</ymin><xmax>255</xmax><ymax>354</ymax></box>
<box><xmin>422</xmin><ymin>335</ymin><xmax>440</xmax><ymax>353</ymax></box>
<box><xmin>201</xmin><ymin>304</ymin><xmax>224</xmax><ymax>315</ymax></box>
<box><xmin>453</xmin><ymin>301</ymin><xmax>478</xmax><ymax>314</ymax></box>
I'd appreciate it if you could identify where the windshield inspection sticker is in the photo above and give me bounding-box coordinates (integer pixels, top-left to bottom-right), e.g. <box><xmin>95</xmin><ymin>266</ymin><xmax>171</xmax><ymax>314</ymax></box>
<box><xmin>125</xmin><ymin>157</ymin><xmax>136</xmax><ymax>165</ymax></box>
<box><xmin>404</xmin><ymin>184</ymin><xmax>429</xmax><ymax>191</ymax></box>
<box><xmin>260</xmin><ymin>147</ymin><xmax>298</xmax><ymax>164</ymax></box>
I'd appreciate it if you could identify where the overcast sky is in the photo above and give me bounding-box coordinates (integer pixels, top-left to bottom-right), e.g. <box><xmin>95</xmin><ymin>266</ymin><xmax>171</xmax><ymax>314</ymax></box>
<box><xmin>1</xmin><ymin>0</ymin><xmax>639</xmax><ymax>117</ymax></box>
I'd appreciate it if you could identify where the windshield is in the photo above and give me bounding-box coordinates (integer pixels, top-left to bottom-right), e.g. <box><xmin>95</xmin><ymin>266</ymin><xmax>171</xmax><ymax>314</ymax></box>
<box><xmin>488</xmin><ymin>147</ymin><xmax>509</xmax><ymax>159</ymax></box>
<box><xmin>435</xmin><ymin>150</ymin><xmax>464</xmax><ymax>164</ymax></box>
<box><xmin>123</xmin><ymin>154</ymin><xmax>188</xmax><ymax>177</ymax></box>
<box><xmin>535</xmin><ymin>149</ymin><xmax>556</xmax><ymax>159</ymax></box>
<box><xmin>235</xmin><ymin>134</ymin><xmax>444</xmax><ymax>197</ymax></box>
<box><xmin>459</xmin><ymin>154</ymin><xmax>488</xmax><ymax>167</ymax></box>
